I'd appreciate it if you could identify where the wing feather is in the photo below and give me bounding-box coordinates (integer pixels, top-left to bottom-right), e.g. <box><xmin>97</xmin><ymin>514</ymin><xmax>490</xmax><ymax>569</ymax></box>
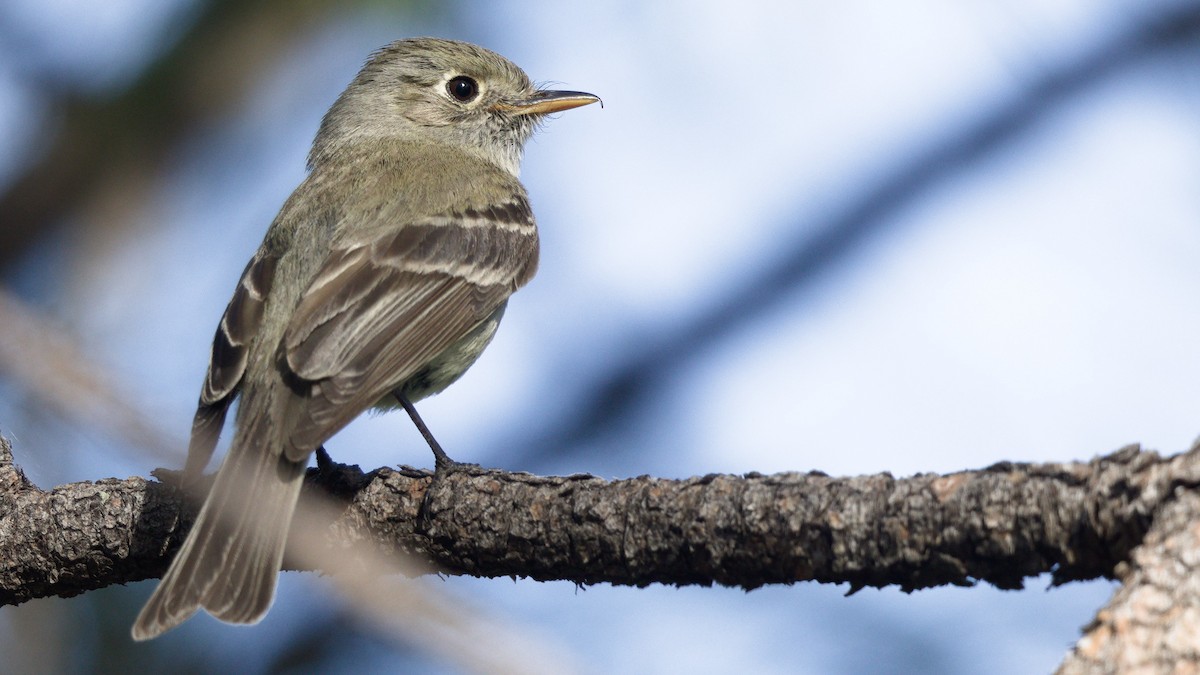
<box><xmin>277</xmin><ymin>199</ymin><xmax>537</xmax><ymax>460</ymax></box>
<box><xmin>202</xmin><ymin>252</ymin><xmax>278</xmax><ymax>404</ymax></box>
<box><xmin>185</xmin><ymin>251</ymin><xmax>278</xmax><ymax>478</ymax></box>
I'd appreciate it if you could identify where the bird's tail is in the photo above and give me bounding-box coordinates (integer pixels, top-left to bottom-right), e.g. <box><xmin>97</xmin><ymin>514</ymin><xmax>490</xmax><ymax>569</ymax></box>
<box><xmin>131</xmin><ymin>410</ymin><xmax>306</xmax><ymax>641</ymax></box>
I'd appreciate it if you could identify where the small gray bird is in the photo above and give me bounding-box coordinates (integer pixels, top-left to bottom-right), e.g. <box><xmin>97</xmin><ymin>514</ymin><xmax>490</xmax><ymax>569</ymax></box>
<box><xmin>132</xmin><ymin>38</ymin><xmax>598</xmax><ymax>639</ymax></box>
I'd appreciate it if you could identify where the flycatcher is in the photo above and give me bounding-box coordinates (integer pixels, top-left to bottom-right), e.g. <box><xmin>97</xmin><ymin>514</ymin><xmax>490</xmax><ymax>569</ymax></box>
<box><xmin>132</xmin><ymin>37</ymin><xmax>599</xmax><ymax>639</ymax></box>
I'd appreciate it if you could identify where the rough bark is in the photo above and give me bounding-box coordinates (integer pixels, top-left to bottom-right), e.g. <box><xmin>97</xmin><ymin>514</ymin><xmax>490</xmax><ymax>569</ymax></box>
<box><xmin>4</xmin><ymin>433</ymin><xmax>1200</xmax><ymax>670</ymax></box>
<box><xmin>1058</xmin><ymin>489</ymin><xmax>1200</xmax><ymax>673</ymax></box>
<box><xmin>0</xmin><ymin>434</ymin><xmax>1187</xmax><ymax>597</ymax></box>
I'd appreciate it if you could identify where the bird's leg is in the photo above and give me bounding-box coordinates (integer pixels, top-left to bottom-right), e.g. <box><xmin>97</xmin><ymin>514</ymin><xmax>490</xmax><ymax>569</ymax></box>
<box><xmin>393</xmin><ymin>390</ymin><xmax>458</xmax><ymax>472</ymax></box>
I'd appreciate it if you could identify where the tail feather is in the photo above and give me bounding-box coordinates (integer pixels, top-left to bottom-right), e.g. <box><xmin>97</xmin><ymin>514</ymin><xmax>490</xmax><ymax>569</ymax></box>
<box><xmin>131</xmin><ymin>421</ymin><xmax>306</xmax><ymax>640</ymax></box>
<box><xmin>183</xmin><ymin>401</ymin><xmax>231</xmax><ymax>481</ymax></box>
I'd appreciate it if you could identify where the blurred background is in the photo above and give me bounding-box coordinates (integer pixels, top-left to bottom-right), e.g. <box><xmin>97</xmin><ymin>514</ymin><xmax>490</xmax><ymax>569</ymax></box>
<box><xmin>1</xmin><ymin>0</ymin><xmax>1198</xmax><ymax>672</ymax></box>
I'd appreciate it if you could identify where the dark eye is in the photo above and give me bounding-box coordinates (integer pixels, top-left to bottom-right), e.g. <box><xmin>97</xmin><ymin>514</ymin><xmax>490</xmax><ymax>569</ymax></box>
<box><xmin>447</xmin><ymin>76</ymin><xmax>479</xmax><ymax>102</ymax></box>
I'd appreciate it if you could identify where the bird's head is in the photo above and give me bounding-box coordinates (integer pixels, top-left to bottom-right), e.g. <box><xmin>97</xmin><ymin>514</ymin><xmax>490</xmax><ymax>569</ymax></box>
<box><xmin>310</xmin><ymin>37</ymin><xmax>600</xmax><ymax>175</ymax></box>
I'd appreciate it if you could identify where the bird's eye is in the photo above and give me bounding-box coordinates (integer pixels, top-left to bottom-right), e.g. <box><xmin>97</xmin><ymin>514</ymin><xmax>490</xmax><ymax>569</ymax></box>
<box><xmin>447</xmin><ymin>76</ymin><xmax>479</xmax><ymax>103</ymax></box>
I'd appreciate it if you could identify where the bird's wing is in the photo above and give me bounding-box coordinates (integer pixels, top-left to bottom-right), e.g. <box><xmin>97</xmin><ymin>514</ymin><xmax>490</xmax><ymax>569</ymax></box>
<box><xmin>200</xmin><ymin>251</ymin><xmax>279</xmax><ymax>404</ymax></box>
<box><xmin>278</xmin><ymin>196</ymin><xmax>538</xmax><ymax>461</ymax></box>
<box><xmin>184</xmin><ymin>250</ymin><xmax>278</xmax><ymax>477</ymax></box>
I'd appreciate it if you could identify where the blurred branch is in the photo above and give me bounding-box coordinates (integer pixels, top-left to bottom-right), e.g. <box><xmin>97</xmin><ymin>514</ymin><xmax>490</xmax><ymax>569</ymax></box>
<box><xmin>505</xmin><ymin>3</ymin><xmax>1200</xmax><ymax>466</ymax></box>
<box><xmin>0</xmin><ymin>287</ymin><xmax>182</xmax><ymax>460</ymax></box>
<box><xmin>4</xmin><ymin>433</ymin><xmax>1200</xmax><ymax>644</ymax></box>
<box><xmin>0</xmin><ymin>0</ymin><xmax>333</xmax><ymax>269</ymax></box>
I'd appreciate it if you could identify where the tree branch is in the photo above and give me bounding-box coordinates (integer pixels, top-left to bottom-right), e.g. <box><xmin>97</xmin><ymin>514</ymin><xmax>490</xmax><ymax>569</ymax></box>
<box><xmin>4</xmin><ymin>433</ymin><xmax>1197</xmax><ymax>609</ymax></box>
<box><xmin>1058</xmin><ymin>480</ymin><xmax>1200</xmax><ymax>672</ymax></box>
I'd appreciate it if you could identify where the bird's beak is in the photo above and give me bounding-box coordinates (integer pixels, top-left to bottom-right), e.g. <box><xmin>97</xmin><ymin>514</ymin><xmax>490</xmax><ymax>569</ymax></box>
<box><xmin>496</xmin><ymin>90</ymin><xmax>602</xmax><ymax>116</ymax></box>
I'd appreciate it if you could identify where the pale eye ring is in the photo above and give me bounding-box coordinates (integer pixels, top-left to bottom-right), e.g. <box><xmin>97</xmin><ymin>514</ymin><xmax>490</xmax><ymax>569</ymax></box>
<box><xmin>447</xmin><ymin>76</ymin><xmax>479</xmax><ymax>103</ymax></box>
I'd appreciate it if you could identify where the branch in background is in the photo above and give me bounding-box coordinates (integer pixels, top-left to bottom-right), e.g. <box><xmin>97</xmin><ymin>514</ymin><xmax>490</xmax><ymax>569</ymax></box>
<box><xmin>0</xmin><ymin>288</ymin><xmax>182</xmax><ymax>460</ymax></box>
<box><xmin>503</xmin><ymin>3</ymin><xmax>1200</xmax><ymax>468</ymax></box>
<box><xmin>0</xmin><ymin>0</ymin><xmax>332</xmax><ymax>269</ymax></box>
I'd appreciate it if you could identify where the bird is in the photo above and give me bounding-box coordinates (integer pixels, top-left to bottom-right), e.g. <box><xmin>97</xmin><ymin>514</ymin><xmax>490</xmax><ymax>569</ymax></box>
<box><xmin>131</xmin><ymin>37</ymin><xmax>599</xmax><ymax>640</ymax></box>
